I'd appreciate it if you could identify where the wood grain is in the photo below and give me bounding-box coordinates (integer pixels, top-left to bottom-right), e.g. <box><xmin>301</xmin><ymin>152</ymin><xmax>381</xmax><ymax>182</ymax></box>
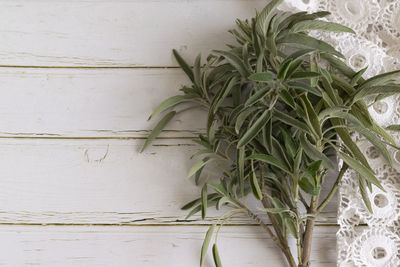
<box><xmin>0</xmin><ymin>138</ymin><xmax>337</xmax><ymax>225</ymax></box>
<box><xmin>0</xmin><ymin>225</ymin><xmax>337</xmax><ymax>266</ymax></box>
<box><xmin>0</xmin><ymin>68</ymin><xmax>206</xmax><ymax>138</ymax></box>
<box><xmin>0</xmin><ymin>0</ymin><xmax>267</xmax><ymax>67</ymax></box>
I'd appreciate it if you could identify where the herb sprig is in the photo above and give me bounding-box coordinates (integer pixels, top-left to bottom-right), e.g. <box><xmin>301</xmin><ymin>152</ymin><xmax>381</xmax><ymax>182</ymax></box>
<box><xmin>142</xmin><ymin>1</ymin><xmax>400</xmax><ymax>266</ymax></box>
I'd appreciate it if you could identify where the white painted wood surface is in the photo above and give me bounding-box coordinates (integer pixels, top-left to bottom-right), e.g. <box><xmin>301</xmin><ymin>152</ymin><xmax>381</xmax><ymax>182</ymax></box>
<box><xmin>0</xmin><ymin>225</ymin><xmax>337</xmax><ymax>266</ymax></box>
<box><xmin>0</xmin><ymin>138</ymin><xmax>337</xmax><ymax>225</ymax></box>
<box><xmin>0</xmin><ymin>1</ymin><xmax>338</xmax><ymax>266</ymax></box>
<box><xmin>0</xmin><ymin>0</ymin><xmax>268</xmax><ymax>67</ymax></box>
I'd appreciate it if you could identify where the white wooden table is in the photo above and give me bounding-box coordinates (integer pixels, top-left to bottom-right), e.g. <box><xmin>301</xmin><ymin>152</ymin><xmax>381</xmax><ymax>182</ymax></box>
<box><xmin>0</xmin><ymin>1</ymin><xmax>337</xmax><ymax>266</ymax></box>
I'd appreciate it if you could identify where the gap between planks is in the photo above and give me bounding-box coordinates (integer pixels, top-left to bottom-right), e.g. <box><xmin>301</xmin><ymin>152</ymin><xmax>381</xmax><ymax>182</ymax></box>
<box><xmin>0</xmin><ymin>222</ymin><xmax>341</xmax><ymax>227</ymax></box>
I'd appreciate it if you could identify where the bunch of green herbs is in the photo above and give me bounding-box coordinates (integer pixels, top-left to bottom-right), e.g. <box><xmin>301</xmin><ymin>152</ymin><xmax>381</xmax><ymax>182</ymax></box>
<box><xmin>142</xmin><ymin>1</ymin><xmax>400</xmax><ymax>266</ymax></box>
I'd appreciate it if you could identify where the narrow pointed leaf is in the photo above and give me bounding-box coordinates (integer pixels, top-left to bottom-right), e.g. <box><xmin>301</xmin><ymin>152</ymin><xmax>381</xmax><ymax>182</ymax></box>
<box><xmin>359</xmin><ymin>69</ymin><xmax>400</xmax><ymax>89</ymax></box>
<box><xmin>250</xmin><ymin>160</ymin><xmax>262</xmax><ymax>200</ymax></box>
<box><xmin>256</xmin><ymin>0</ymin><xmax>284</xmax><ymax>36</ymax></box>
<box><xmin>200</xmin><ymin>225</ymin><xmax>215</xmax><ymax>266</ymax></box>
<box><xmin>248</xmin><ymin>72</ymin><xmax>274</xmax><ymax>82</ymax></box>
<box><xmin>352</xmin><ymin>85</ymin><xmax>400</xmax><ymax>103</ymax></box>
<box><xmin>213</xmin><ymin>50</ymin><xmax>250</xmax><ymax>77</ymax></box>
<box><xmin>187</xmin><ymin>158</ymin><xmax>214</xmax><ymax>178</ymax></box>
<box><xmin>300</xmin><ymin>134</ymin><xmax>335</xmax><ymax>169</ymax></box>
<box><xmin>350</xmin><ymin>67</ymin><xmax>368</xmax><ymax>86</ymax></box>
<box><xmin>212</xmin><ymin>244</ymin><xmax>222</xmax><ymax>267</ymax></box>
<box><xmin>338</xmin><ymin>152</ymin><xmax>384</xmax><ymax>190</ymax></box>
<box><xmin>238</xmin><ymin>109</ymin><xmax>271</xmax><ymax>147</ymax></box>
<box><xmin>273</xmin><ymin>109</ymin><xmax>311</xmax><ymax>134</ymax></box>
<box><xmin>247</xmin><ymin>154</ymin><xmax>291</xmax><ymax>174</ymax></box>
<box><xmin>287</xmin><ymin>81</ymin><xmax>322</xmax><ymax>96</ymax></box>
<box><xmin>299</xmin><ymin>177</ymin><xmax>320</xmax><ymax>195</ymax></box>
<box><xmin>235</xmin><ymin>106</ymin><xmax>258</xmax><ymax>133</ymax></box>
<box><xmin>278</xmin><ymin>33</ymin><xmax>344</xmax><ymax>58</ymax></box>
<box><xmin>201</xmin><ymin>184</ymin><xmax>207</xmax><ymax>219</ymax></box>
<box><xmin>245</xmin><ymin>88</ymin><xmax>270</xmax><ymax>107</ymax></box>
<box><xmin>148</xmin><ymin>95</ymin><xmax>194</xmax><ymax>121</ymax></box>
<box><xmin>173</xmin><ymin>49</ymin><xmax>194</xmax><ymax>82</ymax></box>
<box><xmin>291</xmin><ymin>20</ymin><xmax>355</xmax><ymax>34</ymax></box>
<box><xmin>141</xmin><ymin>111</ymin><xmax>176</xmax><ymax>152</ymax></box>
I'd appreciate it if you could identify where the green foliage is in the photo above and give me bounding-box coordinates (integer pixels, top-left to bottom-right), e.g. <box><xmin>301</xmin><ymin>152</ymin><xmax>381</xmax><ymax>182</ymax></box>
<box><xmin>142</xmin><ymin>3</ymin><xmax>400</xmax><ymax>267</ymax></box>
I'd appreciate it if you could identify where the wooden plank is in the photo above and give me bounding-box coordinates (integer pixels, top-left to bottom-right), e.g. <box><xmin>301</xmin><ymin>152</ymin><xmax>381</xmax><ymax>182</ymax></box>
<box><xmin>0</xmin><ymin>138</ymin><xmax>337</xmax><ymax>225</ymax></box>
<box><xmin>0</xmin><ymin>0</ymin><xmax>267</xmax><ymax>67</ymax></box>
<box><xmin>0</xmin><ymin>68</ymin><xmax>205</xmax><ymax>138</ymax></box>
<box><xmin>0</xmin><ymin>225</ymin><xmax>337</xmax><ymax>266</ymax></box>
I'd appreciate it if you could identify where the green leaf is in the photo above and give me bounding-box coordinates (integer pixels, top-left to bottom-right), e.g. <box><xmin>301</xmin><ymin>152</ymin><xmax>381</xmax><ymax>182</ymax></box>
<box><xmin>273</xmin><ymin>109</ymin><xmax>311</xmax><ymax>134</ymax></box>
<box><xmin>256</xmin><ymin>0</ymin><xmax>284</xmax><ymax>36</ymax></box>
<box><xmin>213</xmin><ymin>50</ymin><xmax>250</xmax><ymax>77</ymax></box>
<box><xmin>359</xmin><ymin>176</ymin><xmax>373</xmax><ymax>213</ymax></box>
<box><xmin>210</xmin><ymin>76</ymin><xmax>238</xmax><ymax>115</ymax></box>
<box><xmin>250</xmin><ymin>160</ymin><xmax>262</xmax><ymax>200</ymax></box>
<box><xmin>200</xmin><ymin>225</ymin><xmax>215</xmax><ymax>266</ymax></box>
<box><xmin>280</xmin><ymin>127</ymin><xmax>297</xmax><ymax>159</ymax></box>
<box><xmin>245</xmin><ymin>87</ymin><xmax>270</xmax><ymax>107</ymax></box>
<box><xmin>284</xmin><ymin>59</ymin><xmax>304</xmax><ymax>80</ymax></box>
<box><xmin>238</xmin><ymin>147</ymin><xmax>245</xmax><ymax>196</ymax></box>
<box><xmin>350</xmin><ymin>67</ymin><xmax>368</xmax><ymax>86</ymax></box>
<box><xmin>287</xmin><ymin>81</ymin><xmax>322</xmax><ymax>96</ymax></box>
<box><xmin>291</xmin><ymin>20</ymin><xmax>355</xmax><ymax>34</ymax></box>
<box><xmin>187</xmin><ymin>158</ymin><xmax>214</xmax><ymax>178</ymax></box>
<box><xmin>141</xmin><ymin>111</ymin><xmax>176</xmax><ymax>152</ymax></box>
<box><xmin>216</xmin><ymin>196</ymin><xmax>231</xmax><ymax>210</ymax></box>
<box><xmin>278</xmin><ymin>33</ymin><xmax>344</xmax><ymax>58</ymax></box>
<box><xmin>359</xmin><ymin>69</ymin><xmax>400</xmax><ymax>89</ymax></box>
<box><xmin>317</xmin><ymin>106</ymin><xmax>350</xmax><ymax>121</ymax></box>
<box><xmin>201</xmin><ymin>184</ymin><xmax>207</xmax><ymax>220</ymax></box>
<box><xmin>281</xmin><ymin>49</ymin><xmax>315</xmax><ymax>65</ymax></box>
<box><xmin>181</xmin><ymin>193</ymin><xmax>219</xmax><ymax>210</ymax></box>
<box><xmin>320</xmin><ymin>53</ymin><xmax>360</xmax><ymax>80</ymax></box>
<box><xmin>172</xmin><ymin>49</ymin><xmax>194</xmax><ymax>82</ymax></box>
<box><xmin>353</xmin><ymin>126</ymin><xmax>393</xmax><ymax>166</ymax></box>
<box><xmin>337</xmin><ymin>152</ymin><xmax>384</xmax><ymax>190</ymax></box>
<box><xmin>284</xmin><ymin>216</ymin><xmax>297</xmax><ymax>238</ymax></box>
<box><xmin>248</xmin><ymin>72</ymin><xmax>274</xmax><ymax>82</ymax></box>
<box><xmin>386</xmin><ymin>125</ymin><xmax>400</xmax><ymax>131</ymax></box>
<box><xmin>148</xmin><ymin>95</ymin><xmax>193</xmax><ymax>121</ymax></box>
<box><xmin>289</xmin><ymin>72</ymin><xmax>320</xmax><ymax>80</ymax></box>
<box><xmin>294</xmin><ymin>147</ymin><xmax>303</xmax><ymax>173</ymax></box>
<box><xmin>301</xmin><ymin>95</ymin><xmax>322</xmax><ymax>138</ymax></box>
<box><xmin>193</xmin><ymin>54</ymin><xmax>202</xmax><ymax>88</ymax></box>
<box><xmin>208</xmin><ymin>182</ymin><xmax>228</xmax><ymax>196</ymax></box>
<box><xmin>235</xmin><ymin>106</ymin><xmax>258</xmax><ymax>133</ymax></box>
<box><xmin>278</xmin><ymin>90</ymin><xmax>295</xmax><ymax>109</ymax></box>
<box><xmin>299</xmin><ymin>177</ymin><xmax>320</xmax><ymax>195</ymax></box>
<box><xmin>300</xmin><ymin>134</ymin><xmax>335</xmax><ymax>170</ymax></box>
<box><xmin>247</xmin><ymin>154</ymin><xmax>291</xmax><ymax>174</ymax></box>
<box><xmin>238</xmin><ymin>109</ymin><xmax>271</xmax><ymax>147</ymax></box>
<box><xmin>212</xmin><ymin>244</ymin><xmax>222</xmax><ymax>267</ymax></box>
<box><xmin>352</xmin><ymin>85</ymin><xmax>400</xmax><ymax>103</ymax></box>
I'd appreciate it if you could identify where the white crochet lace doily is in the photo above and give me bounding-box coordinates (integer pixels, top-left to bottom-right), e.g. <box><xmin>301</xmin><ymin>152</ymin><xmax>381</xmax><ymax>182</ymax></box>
<box><xmin>278</xmin><ymin>1</ymin><xmax>400</xmax><ymax>266</ymax></box>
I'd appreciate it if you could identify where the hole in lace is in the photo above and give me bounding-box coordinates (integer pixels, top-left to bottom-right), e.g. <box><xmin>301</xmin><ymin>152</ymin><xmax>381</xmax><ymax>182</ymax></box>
<box><xmin>349</xmin><ymin>54</ymin><xmax>367</xmax><ymax>69</ymax></box>
<box><xmin>366</xmin><ymin>146</ymin><xmax>380</xmax><ymax>159</ymax></box>
<box><xmin>373</xmin><ymin>101</ymin><xmax>389</xmax><ymax>114</ymax></box>
<box><xmin>345</xmin><ymin>1</ymin><xmax>359</xmax><ymax>15</ymax></box>
<box><xmin>394</xmin><ymin>150</ymin><xmax>400</xmax><ymax>164</ymax></box>
<box><xmin>301</xmin><ymin>0</ymin><xmax>310</xmax><ymax>3</ymax></box>
<box><xmin>372</xmin><ymin>247</ymin><xmax>387</xmax><ymax>259</ymax></box>
<box><xmin>374</xmin><ymin>194</ymin><xmax>388</xmax><ymax>208</ymax></box>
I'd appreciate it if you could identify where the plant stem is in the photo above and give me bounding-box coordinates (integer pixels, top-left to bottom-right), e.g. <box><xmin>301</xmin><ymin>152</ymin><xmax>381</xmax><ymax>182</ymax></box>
<box><xmin>299</xmin><ymin>195</ymin><xmax>319</xmax><ymax>267</ymax></box>
<box><xmin>261</xmin><ymin>197</ymin><xmax>296</xmax><ymax>267</ymax></box>
<box><xmin>317</xmin><ymin>163</ymin><xmax>348</xmax><ymax>213</ymax></box>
